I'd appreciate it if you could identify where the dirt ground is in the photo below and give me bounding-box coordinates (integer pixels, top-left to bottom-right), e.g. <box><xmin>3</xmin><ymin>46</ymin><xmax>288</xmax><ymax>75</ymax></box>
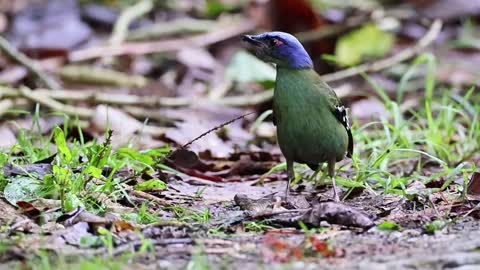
<box><xmin>2</xmin><ymin>177</ymin><xmax>480</xmax><ymax>270</ymax></box>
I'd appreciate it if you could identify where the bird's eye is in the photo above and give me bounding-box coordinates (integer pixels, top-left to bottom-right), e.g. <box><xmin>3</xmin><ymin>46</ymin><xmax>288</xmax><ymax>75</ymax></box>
<box><xmin>269</xmin><ymin>38</ymin><xmax>284</xmax><ymax>47</ymax></box>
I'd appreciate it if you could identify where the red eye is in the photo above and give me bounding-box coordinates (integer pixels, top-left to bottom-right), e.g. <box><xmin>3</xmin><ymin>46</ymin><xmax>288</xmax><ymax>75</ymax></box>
<box><xmin>270</xmin><ymin>38</ymin><xmax>284</xmax><ymax>47</ymax></box>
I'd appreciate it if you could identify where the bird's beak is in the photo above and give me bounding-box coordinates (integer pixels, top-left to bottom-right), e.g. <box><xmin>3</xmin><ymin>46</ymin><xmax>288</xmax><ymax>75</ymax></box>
<box><xmin>242</xmin><ymin>35</ymin><xmax>265</xmax><ymax>48</ymax></box>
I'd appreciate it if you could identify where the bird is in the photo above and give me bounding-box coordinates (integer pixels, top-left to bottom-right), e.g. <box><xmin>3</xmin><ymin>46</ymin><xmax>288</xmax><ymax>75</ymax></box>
<box><xmin>242</xmin><ymin>32</ymin><xmax>353</xmax><ymax>202</ymax></box>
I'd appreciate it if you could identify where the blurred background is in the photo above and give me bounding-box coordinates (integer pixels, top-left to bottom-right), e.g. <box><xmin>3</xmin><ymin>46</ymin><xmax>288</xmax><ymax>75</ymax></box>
<box><xmin>0</xmin><ymin>0</ymin><xmax>478</xmax><ymax>163</ymax></box>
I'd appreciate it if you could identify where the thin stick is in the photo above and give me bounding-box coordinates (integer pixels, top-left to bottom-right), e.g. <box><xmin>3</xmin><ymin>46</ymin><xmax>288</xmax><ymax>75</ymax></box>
<box><xmin>18</xmin><ymin>87</ymin><xmax>94</xmax><ymax>118</ymax></box>
<box><xmin>69</xmin><ymin>18</ymin><xmax>256</xmax><ymax>62</ymax></box>
<box><xmin>127</xmin><ymin>18</ymin><xmax>216</xmax><ymax>41</ymax></box>
<box><xmin>181</xmin><ymin>112</ymin><xmax>255</xmax><ymax>149</ymax></box>
<box><xmin>0</xmin><ymin>87</ymin><xmax>189</xmax><ymax>107</ymax></box>
<box><xmin>0</xmin><ymin>36</ymin><xmax>60</xmax><ymax>90</ymax></box>
<box><xmin>109</xmin><ymin>0</ymin><xmax>153</xmax><ymax>45</ymax></box>
<box><xmin>131</xmin><ymin>190</ymin><xmax>172</xmax><ymax>206</ymax></box>
<box><xmin>0</xmin><ymin>99</ymin><xmax>15</xmax><ymax>116</ymax></box>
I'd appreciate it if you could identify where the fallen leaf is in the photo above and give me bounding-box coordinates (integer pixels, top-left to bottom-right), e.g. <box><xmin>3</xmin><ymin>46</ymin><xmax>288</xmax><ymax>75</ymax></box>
<box><xmin>4</xmin><ymin>176</ymin><xmax>41</xmax><ymax>205</ymax></box>
<box><xmin>336</xmin><ymin>23</ymin><xmax>394</xmax><ymax>66</ymax></box>
<box><xmin>169</xmin><ymin>149</ymin><xmax>199</xmax><ymax>168</ymax></box>
<box><xmin>262</xmin><ymin>233</ymin><xmax>303</xmax><ymax>263</ymax></box>
<box><xmin>308</xmin><ymin>236</ymin><xmax>336</xmax><ymax>257</ymax></box>
<box><xmin>3</xmin><ymin>163</ymin><xmax>52</xmax><ymax>178</ymax></box>
<box><xmin>16</xmin><ymin>201</ymin><xmax>41</xmax><ymax>219</ymax></box>
<box><xmin>134</xmin><ymin>179</ymin><xmax>167</xmax><ymax>192</ymax></box>
<box><xmin>467</xmin><ymin>172</ymin><xmax>480</xmax><ymax>195</ymax></box>
<box><xmin>377</xmin><ymin>221</ymin><xmax>402</xmax><ymax>231</ymax></box>
<box><xmin>112</xmin><ymin>220</ymin><xmax>136</xmax><ymax>232</ymax></box>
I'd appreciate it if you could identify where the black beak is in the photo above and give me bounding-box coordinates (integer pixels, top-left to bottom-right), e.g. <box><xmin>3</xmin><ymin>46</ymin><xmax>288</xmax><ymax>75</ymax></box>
<box><xmin>242</xmin><ymin>35</ymin><xmax>255</xmax><ymax>43</ymax></box>
<box><xmin>242</xmin><ymin>35</ymin><xmax>263</xmax><ymax>47</ymax></box>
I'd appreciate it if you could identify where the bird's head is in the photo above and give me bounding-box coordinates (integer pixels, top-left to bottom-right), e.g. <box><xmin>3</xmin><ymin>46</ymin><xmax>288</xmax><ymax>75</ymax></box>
<box><xmin>242</xmin><ymin>31</ymin><xmax>313</xmax><ymax>69</ymax></box>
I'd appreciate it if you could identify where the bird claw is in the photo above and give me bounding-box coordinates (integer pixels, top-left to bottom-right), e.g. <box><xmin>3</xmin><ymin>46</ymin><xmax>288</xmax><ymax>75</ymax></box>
<box><xmin>330</xmin><ymin>175</ymin><xmax>340</xmax><ymax>202</ymax></box>
<box><xmin>333</xmin><ymin>193</ymin><xmax>340</xmax><ymax>202</ymax></box>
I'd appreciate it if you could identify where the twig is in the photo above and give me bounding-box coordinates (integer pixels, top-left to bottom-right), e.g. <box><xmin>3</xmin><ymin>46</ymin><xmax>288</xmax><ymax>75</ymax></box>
<box><xmin>181</xmin><ymin>112</ymin><xmax>255</xmax><ymax>149</ymax></box>
<box><xmin>18</xmin><ymin>87</ymin><xmax>94</xmax><ymax>118</ymax></box>
<box><xmin>110</xmin><ymin>0</ymin><xmax>153</xmax><ymax>45</ymax></box>
<box><xmin>127</xmin><ymin>18</ymin><xmax>216</xmax><ymax>41</ymax></box>
<box><xmin>131</xmin><ymin>190</ymin><xmax>171</xmax><ymax>206</ymax></box>
<box><xmin>0</xmin><ymin>99</ymin><xmax>15</xmax><ymax>116</ymax></box>
<box><xmin>0</xmin><ymin>87</ymin><xmax>189</xmax><ymax>107</ymax></box>
<box><xmin>60</xmin><ymin>65</ymin><xmax>148</xmax><ymax>88</ymax></box>
<box><xmin>158</xmin><ymin>112</ymin><xmax>255</xmax><ymax>166</ymax></box>
<box><xmin>0</xmin><ymin>36</ymin><xmax>60</xmax><ymax>90</ymax></box>
<box><xmin>69</xmin><ymin>17</ymin><xmax>256</xmax><ymax>62</ymax></box>
<box><xmin>320</xmin><ymin>19</ymin><xmax>443</xmax><ymax>82</ymax></box>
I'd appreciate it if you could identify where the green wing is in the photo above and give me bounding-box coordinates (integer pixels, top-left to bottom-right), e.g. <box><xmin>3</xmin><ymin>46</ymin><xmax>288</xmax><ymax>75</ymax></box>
<box><xmin>315</xmin><ymin>79</ymin><xmax>354</xmax><ymax>158</ymax></box>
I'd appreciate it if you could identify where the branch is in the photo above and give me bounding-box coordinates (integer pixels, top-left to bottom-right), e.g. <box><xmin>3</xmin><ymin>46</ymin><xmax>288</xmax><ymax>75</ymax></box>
<box><xmin>60</xmin><ymin>65</ymin><xmax>148</xmax><ymax>88</ymax></box>
<box><xmin>0</xmin><ymin>99</ymin><xmax>15</xmax><ymax>116</ymax></box>
<box><xmin>181</xmin><ymin>112</ymin><xmax>255</xmax><ymax>149</ymax></box>
<box><xmin>0</xmin><ymin>36</ymin><xmax>60</xmax><ymax>90</ymax></box>
<box><xmin>69</xmin><ymin>17</ymin><xmax>256</xmax><ymax>62</ymax></box>
<box><xmin>18</xmin><ymin>87</ymin><xmax>94</xmax><ymax>118</ymax></box>
<box><xmin>0</xmin><ymin>87</ymin><xmax>189</xmax><ymax>107</ymax></box>
<box><xmin>110</xmin><ymin>0</ymin><xmax>153</xmax><ymax>45</ymax></box>
<box><xmin>127</xmin><ymin>18</ymin><xmax>216</xmax><ymax>41</ymax></box>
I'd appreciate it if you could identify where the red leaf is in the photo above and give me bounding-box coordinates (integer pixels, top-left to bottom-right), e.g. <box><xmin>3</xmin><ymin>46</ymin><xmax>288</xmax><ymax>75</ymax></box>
<box><xmin>309</xmin><ymin>236</ymin><xmax>336</xmax><ymax>257</ymax></box>
<box><xmin>16</xmin><ymin>201</ymin><xmax>41</xmax><ymax>218</ymax></box>
<box><xmin>467</xmin><ymin>172</ymin><xmax>480</xmax><ymax>195</ymax></box>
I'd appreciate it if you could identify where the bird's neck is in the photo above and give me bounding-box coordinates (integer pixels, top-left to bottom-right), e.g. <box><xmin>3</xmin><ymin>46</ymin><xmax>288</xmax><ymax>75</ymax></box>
<box><xmin>276</xmin><ymin>68</ymin><xmax>319</xmax><ymax>91</ymax></box>
<box><xmin>276</xmin><ymin>66</ymin><xmax>315</xmax><ymax>76</ymax></box>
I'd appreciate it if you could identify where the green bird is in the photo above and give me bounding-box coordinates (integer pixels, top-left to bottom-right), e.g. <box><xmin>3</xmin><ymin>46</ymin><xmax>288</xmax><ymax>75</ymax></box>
<box><xmin>243</xmin><ymin>32</ymin><xmax>353</xmax><ymax>201</ymax></box>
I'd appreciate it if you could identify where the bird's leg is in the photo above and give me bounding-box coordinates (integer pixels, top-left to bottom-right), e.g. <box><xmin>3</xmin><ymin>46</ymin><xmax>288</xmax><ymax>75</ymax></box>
<box><xmin>285</xmin><ymin>159</ymin><xmax>294</xmax><ymax>201</ymax></box>
<box><xmin>308</xmin><ymin>165</ymin><xmax>322</xmax><ymax>184</ymax></box>
<box><xmin>328</xmin><ymin>160</ymin><xmax>340</xmax><ymax>202</ymax></box>
<box><xmin>318</xmin><ymin>163</ymin><xmax>328</xmax><ymax>186</ymax></box>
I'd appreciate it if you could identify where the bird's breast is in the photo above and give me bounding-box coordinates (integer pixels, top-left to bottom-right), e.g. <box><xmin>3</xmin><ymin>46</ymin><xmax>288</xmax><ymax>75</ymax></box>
<box><xmin>273</xmin><ymin>70</ymin><xmax>348</xmax><ymax>163</ymax></box>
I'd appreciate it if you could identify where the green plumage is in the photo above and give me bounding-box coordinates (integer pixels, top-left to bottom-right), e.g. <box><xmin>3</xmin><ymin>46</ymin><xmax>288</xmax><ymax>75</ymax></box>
<box><xmin>274</xmin><ymin>68</ymin><xmax>349</xmax><ymax>165</ymax></box>
<box><xmin>241</xmin><ymin>31</ymin><xmax>353</xmax><ymax>201</ymax></box>
<box><xmin>273</xmin><ymin>68</ymin><xmax>353</xmax><ymax>201</ymax></box>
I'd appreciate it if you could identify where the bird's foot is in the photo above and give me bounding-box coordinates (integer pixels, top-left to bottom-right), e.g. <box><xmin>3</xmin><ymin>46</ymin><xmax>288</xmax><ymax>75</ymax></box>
<box><xmin>332</xmin><ymin>186</ymin><xmax>340</xmax><ymax>202</ymax></box>
<box><xmin>330</xmin><ymin>175</ymin><xmax>340</xmax><ymax>202</ymax></box>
